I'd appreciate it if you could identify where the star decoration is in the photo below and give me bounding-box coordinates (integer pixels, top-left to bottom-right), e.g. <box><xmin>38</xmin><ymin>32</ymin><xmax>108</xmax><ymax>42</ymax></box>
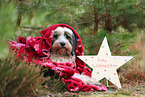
<box><xmin>78</xmin><ymin>36</ymin><xmax>133</xmax><ymax>88</ymax></box>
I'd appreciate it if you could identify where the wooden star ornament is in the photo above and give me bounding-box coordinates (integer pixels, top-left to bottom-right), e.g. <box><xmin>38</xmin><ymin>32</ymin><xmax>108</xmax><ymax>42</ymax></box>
<box><xmin>78</xmin><ymin>36</ymin><xmax>133</xmax><ymax>88</ymax></box>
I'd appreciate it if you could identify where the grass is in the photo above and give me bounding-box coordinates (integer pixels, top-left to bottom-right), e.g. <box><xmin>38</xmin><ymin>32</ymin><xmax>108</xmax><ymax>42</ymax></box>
<box><xmin>0</xmin><ymin>55</ymin><xmax>44</xmax><ymax>97</ymax></box>
<box><xmin>40</xmin><ymin>67</ymin><xmax>67</xmax><ymax>93</ymax></box>
<box><xmin>0</xmin><ymin>54</ymin><xmax>69</xmax><ymax>96</ymax></box>
<box><xmin>43</xmin><ymin>83</ymin><xmax>144</xmax><ymax>97</ymax></box>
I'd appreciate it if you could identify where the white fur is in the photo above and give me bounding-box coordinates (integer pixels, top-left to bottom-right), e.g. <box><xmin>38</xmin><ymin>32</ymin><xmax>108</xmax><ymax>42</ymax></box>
<box><xmin>73</xmin><ymin>73</ymin><xmax>101</xmax><ymax>85</ymax></box>
<box><xmin>54</xmin><ymin>27</ymin><xmax>73</xmax><ymax>35</ymax></box>
<box><xmin>49</xmin><ymin>53</ymin><xmax>75</xmax><ymax>63</ymax></box>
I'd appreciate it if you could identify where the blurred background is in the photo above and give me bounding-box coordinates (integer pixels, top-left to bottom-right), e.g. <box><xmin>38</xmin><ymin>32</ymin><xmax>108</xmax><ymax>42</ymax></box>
<box><xmin>0</xmin><ymin>0</ymin><xmax>145</xmax><ymax>96</ymax></box>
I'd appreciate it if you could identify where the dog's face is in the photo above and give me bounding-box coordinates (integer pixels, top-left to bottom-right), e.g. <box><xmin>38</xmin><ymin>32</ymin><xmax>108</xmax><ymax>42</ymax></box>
<box><xmin>51</xmin><ymin>27</ymin><xmax>77</xmax><ymax>57</ymax></box>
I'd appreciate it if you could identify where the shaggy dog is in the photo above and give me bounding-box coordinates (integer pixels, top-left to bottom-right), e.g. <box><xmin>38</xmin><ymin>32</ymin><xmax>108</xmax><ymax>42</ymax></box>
<box><xmin>49</xmin><ymin>26</ymin><xmax>100</xmax><ymax>85</ymax></box>
<box><xmin>49</xmin><ymin>27</ymin><xmax>77</xmax><ymax>63</ymax></box>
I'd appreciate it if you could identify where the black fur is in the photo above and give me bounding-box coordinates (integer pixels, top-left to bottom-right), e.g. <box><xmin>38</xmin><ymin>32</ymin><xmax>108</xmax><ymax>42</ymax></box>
<box><xmin>71</xmin><ymin>33</ymin><xmax>77</xmax><ymax>56</ymax></box>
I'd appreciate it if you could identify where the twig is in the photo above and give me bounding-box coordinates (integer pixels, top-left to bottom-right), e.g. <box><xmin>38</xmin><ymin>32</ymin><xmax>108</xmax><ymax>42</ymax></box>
<box><xmin>22</xmin><ymin>26</ymin><xmax>44</xmax><ymax>29</ymax></box>
<box><xmin>30</xmin><ymin>83</ymin><xmax>37</xmax><ymax>96</ymax></box>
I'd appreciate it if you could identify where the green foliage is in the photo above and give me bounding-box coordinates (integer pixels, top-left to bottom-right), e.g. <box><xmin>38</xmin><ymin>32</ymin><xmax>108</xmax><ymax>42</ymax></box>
<box><xmin>80</xmin><ymin>27</ymin><xmax>138</xmax><ymax>56</ymax></box>
<box><xmin>116</xmin><ymin>88</ymin><xmax>134</xmax><ymax>96</ymax></box>
<box><xmin>41</xmin><ymin>67</ymin><xmax>67</xmax><ymax>93</ymax></box>
<box><xmin>74</xmin><ymin>0</ymin><xmax>145</xmax><ymax>32</ymax></box>
<box><xmin>0</xmin><ymin>2</ymin><xmax>16</xmax><ymax>58</ymax></box>
<box><xmin>0</xmin><ymin>55</ymin><xmax>44</xmax><ymax>97</ymax></box>
<box><xmin>0</xmin><ymin>54</ymin><xmax>68</xmax><ymax>96</ymax></box>
<box><xmin>0</xmin><ymin>2</ymin><xmax>16</xmax><ymax>39</ymax></box>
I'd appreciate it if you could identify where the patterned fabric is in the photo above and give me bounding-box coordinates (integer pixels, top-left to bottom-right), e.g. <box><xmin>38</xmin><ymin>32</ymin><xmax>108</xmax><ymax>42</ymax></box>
<box><xmin>9</xmin><ymin>24</ymin><xmax>107</xmax><ymax>91</ymax></box>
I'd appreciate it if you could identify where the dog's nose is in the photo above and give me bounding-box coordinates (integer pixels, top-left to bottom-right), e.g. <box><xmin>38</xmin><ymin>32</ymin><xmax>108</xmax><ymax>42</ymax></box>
<box><xmin>60</xmin><ymin>42</ymin><xmax>66</xmax><ymax>46</ymax></box>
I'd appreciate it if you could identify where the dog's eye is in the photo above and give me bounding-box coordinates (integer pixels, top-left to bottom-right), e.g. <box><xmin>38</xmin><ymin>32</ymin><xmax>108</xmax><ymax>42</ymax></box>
<box><xmin>54</xmin><ymin>35</ymin><xmax>58</xmax><ymax>39</ymax></box>
<box><xmin>65</xmin><ymin>33</ymin><xmax>72</xmax><ymax>40</ymax></box>
<box><xmin>65</xmin><ymin>34</ymin><xmax>72</xmax><ymax>40</ymax></box>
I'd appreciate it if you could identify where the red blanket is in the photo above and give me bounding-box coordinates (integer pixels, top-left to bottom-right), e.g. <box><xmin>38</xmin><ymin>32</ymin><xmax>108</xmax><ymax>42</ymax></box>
<box><xmin>9</xmin><ymin>24</ymin><xmax>107</xmax><ymax>91</ymax></box>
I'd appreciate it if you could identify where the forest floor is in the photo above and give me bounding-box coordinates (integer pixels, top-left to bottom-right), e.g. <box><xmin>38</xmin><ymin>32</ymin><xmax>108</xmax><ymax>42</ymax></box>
<box><xmin>42</xmin><ymin>82</ymin><xmax>145</xmax><ymax>97</ymax></box>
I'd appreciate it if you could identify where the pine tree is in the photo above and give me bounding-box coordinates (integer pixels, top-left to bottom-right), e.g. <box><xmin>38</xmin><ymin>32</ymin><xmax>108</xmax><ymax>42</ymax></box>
<box><xmin>73</xmin><ymin>0</ymin><xmax>145</xmax><ymax>33</ymax></box>
<box><xmin>70</xmin><ymin>0</ymin><xmax>145</xmax><ymax>55</ymax></box>
<box><xmin>1</xmin><ymin>0</ymin><xmax>145</xmax><ymax>56</ymax></box>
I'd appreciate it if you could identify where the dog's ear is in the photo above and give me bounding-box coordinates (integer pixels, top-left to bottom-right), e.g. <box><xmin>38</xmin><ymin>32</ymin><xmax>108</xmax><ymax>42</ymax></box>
<box><xmin>50</xmin><ymin>32</ymin><xmax>57</xmax><ymax>53</ymax></box>
<box><xmin>71</xmin><ymin>33</ymin><xmax>77</xmax><ymax>56</ymax></box>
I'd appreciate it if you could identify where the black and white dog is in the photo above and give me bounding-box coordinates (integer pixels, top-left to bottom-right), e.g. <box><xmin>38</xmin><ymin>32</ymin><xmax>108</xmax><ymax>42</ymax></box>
<box><xmin>48</xmin><ymin>26</ymin><xmax>100</xmax><ymax>85</ymax></box>
<box><xmin>49</xmin><ymin>27</ymin><xmax>77</xmax><ymax>63</ymax></box>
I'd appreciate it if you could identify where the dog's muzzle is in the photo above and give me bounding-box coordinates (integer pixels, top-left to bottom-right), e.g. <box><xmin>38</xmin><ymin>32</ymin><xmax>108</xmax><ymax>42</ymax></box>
<box><xmin>55</xmin><ymin>41</ymin><xmax>68</xmax><ymax>55</ymax></box>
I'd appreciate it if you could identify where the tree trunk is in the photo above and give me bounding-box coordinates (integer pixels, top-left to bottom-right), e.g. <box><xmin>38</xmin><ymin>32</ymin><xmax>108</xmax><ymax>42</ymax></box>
<box><xmin>16</xmin><ymin>10</ymin><xmax>22</xmax><ymax>27</ymax></box>
<box><xmin>93</xmin><ymin>7</ymin><xmax>99</xmax><ymax>34</ymax></box>
<box><xmin>16</xmin><ymin>0</ymin><xmax>24</xmax><ymax>27</ymax></box>
<box><xmin>105</xmin><ymin>16</ymin><xmax>112</xmax><ymax>34</ymax></box>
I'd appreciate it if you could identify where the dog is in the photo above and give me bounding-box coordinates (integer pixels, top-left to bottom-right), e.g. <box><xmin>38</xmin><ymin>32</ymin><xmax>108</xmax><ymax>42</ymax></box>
<box><xmin>49</xmin><ymin>26</ymin><xmax>100</xmax><ymax>85</ymax></box>
<box><xmin>49</xmin><ymin>27</ymin><xmax>77</xmax><ymax>63</ymax></box>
